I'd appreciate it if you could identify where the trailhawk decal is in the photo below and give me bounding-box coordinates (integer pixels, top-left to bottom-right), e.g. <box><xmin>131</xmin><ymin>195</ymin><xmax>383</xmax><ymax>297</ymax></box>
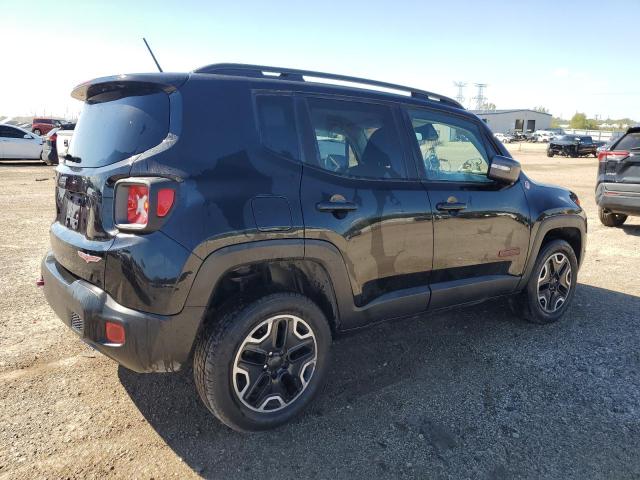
<box><xmin>77</xmin><ymin>251</ymin><xmax>102</xmax><ymax>263</ymax></box>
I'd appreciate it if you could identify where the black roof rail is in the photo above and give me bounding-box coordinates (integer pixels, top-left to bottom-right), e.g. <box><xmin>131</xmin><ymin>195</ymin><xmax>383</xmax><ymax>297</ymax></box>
<box><xmin>193</xmin><ymin>63</ymin><xmax>464</xmax><ymax>110</ymax></box>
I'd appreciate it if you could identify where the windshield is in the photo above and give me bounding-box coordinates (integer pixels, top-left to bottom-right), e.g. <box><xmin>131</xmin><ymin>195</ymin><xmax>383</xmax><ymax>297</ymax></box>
<box><xmin>69</xmin><ymin>91</ymin><xmax>169</xmax><ymax>167</ymax></box>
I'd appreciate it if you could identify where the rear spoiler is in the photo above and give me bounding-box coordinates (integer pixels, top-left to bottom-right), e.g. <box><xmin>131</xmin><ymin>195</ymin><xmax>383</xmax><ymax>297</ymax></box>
<box><xmin>71</xmin><ymin>73</ymin><xmax>188</xmax><ymax>102</ymax></box>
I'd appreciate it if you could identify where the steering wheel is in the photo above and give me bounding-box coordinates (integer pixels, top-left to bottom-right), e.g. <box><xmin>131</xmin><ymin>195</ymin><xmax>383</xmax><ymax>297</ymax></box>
<box><xmin>324</xmin><ymin>154</ymin><xmax>346</xmax><ymax>173</ymax></box>
<box><xmin>458</xmin><ymin>157</ymin><xmax>484</xmax><ymax>173</ymax></box>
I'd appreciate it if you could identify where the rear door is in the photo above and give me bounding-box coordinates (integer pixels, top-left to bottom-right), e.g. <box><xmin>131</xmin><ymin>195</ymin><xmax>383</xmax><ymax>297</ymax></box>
<box><xmin>299</xmin><ymin>95</ymin><xmax>433</xmax><ymax>327</ymax></box>
<box><xmin>404</xmin><ymin>107</ymin><xmax>530</xmax><ymax>309</ymax></box>
<box><xmin>50</xmin><ymin>85</ymin><xmax>174</xmax><ymax>288</ymax></box>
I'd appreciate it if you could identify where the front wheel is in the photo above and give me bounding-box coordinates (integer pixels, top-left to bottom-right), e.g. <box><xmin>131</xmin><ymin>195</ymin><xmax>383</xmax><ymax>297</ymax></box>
<box><xmin>599</xmin><ymin>207</ymin><xmax>627</xmax><ymax>227</ymax></box>
<box><xmin>510</xmin><ymin>240</ymin><xmax>578</xmax><ymax>324</ymax></box>
<box><xmin>193</xmin><ymin>293</ymin><xmax>332</xmax><ymax>432</ymax></box>
<box><xmin>547</xmin><ymin>149</ymin><xmax>554</xmax><ymax>157</ymax></box>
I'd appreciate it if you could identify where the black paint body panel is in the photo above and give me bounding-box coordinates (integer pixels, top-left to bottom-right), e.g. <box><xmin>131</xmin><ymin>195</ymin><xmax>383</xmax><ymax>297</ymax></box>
<box><xmin>42</xmin><ymin>69</ymin><xmax>587</xmax><ymax>372</ymax></box>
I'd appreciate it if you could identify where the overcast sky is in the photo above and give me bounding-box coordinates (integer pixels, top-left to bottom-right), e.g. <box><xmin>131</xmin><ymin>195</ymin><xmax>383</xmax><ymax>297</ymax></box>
<box><xmin>3</xmin><ymin>0</ymin><xmax>639</xmax><ymax>120</ymax></box>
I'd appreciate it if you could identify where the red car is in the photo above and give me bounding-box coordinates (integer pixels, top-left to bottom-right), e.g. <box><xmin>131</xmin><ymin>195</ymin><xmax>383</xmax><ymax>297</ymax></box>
<box><xmin>31</xmin><ymin>118</ymin><xmax>65</xmax><ymax>136</ymax></box>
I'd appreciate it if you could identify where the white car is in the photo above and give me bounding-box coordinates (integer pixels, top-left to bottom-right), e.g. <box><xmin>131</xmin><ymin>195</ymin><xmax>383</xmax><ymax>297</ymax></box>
<box><xmin>533</xmin><ymin>130</ymin><xmax>555</xmax><ymax>143</ymax></box>
<box><xmin>494</xmin><ymin>132</ymin><xmax>515</xmax><ymax>143</ymax></box>
<box><xmin>0</xmin><ymin>124</ymin><xmax>43</xmax><ymax>160</ymax></box>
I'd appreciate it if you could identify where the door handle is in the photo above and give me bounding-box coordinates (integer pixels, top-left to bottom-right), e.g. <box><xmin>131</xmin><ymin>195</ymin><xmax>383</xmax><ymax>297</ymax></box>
<box><xmin>436</xmin><ymin>202</ymin><xmax>467</xmax><ymax>211</ymax></box>
<box><xmin>316</xmin><ymin>200</ymin><xmax>358</xmax><ymax>213</ymax></box>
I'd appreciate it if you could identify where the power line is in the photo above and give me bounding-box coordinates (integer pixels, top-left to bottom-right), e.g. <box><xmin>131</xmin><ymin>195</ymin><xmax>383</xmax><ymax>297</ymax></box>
<box><xmin>473</xmin><ymin>83</ymin><xmax>488</xmax><ymax>110</ymax></box>
<box><xmin>453</xmin><ymin>81</ymin><xmax>466</xmax><ymax>105</ymax></box>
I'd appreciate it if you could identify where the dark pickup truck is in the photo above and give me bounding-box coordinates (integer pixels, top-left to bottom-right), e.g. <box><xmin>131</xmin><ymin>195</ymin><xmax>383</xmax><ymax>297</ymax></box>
<box><xmin>547</xmin><ymin>135</ymin><xmax>601</xmax><ymax>158</ymax></box>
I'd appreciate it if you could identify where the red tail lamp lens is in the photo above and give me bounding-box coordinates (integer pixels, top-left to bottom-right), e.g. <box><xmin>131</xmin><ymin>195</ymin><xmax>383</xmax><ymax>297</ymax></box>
<box><xmin>157</xmin><ymin>188</ymin><xmax>175</xmax><ymax>217</ymax></box>
<box><xmin>126</xmin><ymin>185</ymin><xmax>149</xmax><ymax>224</ymax></box>
<box><xmin>599</xmin><ymin>150</ymin><xmax>629</xmax><ymax>162</ymax></box>
<box><xmin>105</xmin><ymin>321</ymin><xmax>126</xmax><ymax>344</ymax></box>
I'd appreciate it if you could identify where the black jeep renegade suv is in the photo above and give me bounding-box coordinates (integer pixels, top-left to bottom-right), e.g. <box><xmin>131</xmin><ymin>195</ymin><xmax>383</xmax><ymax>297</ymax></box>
<box><xmin>41</xmin><ymin>64</ymin><xmax>586</xmax><ymax>431</ymax></box>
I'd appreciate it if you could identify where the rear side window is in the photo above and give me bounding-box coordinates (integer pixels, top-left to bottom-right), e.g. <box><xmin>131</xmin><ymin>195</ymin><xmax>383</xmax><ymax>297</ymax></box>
<box><xmin>614</xmin><ymin>132</ymin><xmax>640</xmax><ymax>151</ymax></box>
<box><xmin>69</xmin><ymin>91</ymin><xmax>169</xmax><ymax>167</ymax></box>
<box><xmin>0</xmin><ymin>126</ymin><xmax>26</xmax><ymax>138</ymax></box>
<box><xmin>255</xmin><ymin>95</ymin><xmax>299</xmax><ymax>161</ymax></box>
<box><xmin>306</xmin><ymin>97</ymin><xmax>406</xmax><ymax>179</ymax></box>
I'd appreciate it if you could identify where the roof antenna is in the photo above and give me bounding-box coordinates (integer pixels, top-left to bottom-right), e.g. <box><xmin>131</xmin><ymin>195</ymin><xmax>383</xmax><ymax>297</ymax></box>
<box><xmin>143</xmin><ymin>38</ymin><xmax>163</xmax><ymax>72</ymax></box>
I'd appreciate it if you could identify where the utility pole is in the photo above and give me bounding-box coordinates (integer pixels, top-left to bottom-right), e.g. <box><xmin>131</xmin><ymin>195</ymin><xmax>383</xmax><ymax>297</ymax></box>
<box><xmin>473</xmin><ymin>83</ymin><xmax>488</xmax><ymax>111</ymax></box>
<box><xmin>453</xmin><ymin>81</ymin><xmax>466</xmax><ymax>105</ymax></box>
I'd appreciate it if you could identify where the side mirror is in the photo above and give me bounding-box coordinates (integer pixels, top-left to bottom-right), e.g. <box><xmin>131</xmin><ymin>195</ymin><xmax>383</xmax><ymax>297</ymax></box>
<box><xmin>488</xmin><ymin>155</ymin><xmax>521</xmax><ymax>185</ymax></box>
<box><xmin>23</xmin><ymin>134</ymin><xmax>32</xmax><ymax>139</ymax></box>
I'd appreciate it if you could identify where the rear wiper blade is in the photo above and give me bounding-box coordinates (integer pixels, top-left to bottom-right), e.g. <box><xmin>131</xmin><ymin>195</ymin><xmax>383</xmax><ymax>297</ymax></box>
<box><xmin>64</xmin><ymin>154</ymin><xmax>82</xmax><ymax>163</ymax></box>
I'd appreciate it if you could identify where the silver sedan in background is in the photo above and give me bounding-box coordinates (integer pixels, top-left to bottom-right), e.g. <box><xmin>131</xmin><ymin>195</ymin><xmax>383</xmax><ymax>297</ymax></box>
<box><xmin>0</xmin><ymin>124</ymin><xmax>43</xmax><ymax>160</ymax></box>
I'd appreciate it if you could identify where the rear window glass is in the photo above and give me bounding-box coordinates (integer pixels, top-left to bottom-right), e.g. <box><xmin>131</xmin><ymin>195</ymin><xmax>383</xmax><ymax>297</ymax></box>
<box><xmin>69</xmin><ymin>91</ymin><xmax>169</xmax><ymax>167</ymax></box>
<box><xmin>255</xmin><ymin>95</ymin><xmax>299</xmax><ymax>161</ymax></box>
<box><xmin>615</xmin><ymin>132</ymin><xmax>640</xmax><ymax>151</ymax></box>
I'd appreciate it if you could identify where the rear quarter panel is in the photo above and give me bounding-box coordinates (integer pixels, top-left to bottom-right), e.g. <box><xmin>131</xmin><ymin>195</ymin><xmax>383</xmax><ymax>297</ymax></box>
<box><xmin>133</xmin><ymin>75</ymin><xmax>305</xmax><ymax>260</ymax></box>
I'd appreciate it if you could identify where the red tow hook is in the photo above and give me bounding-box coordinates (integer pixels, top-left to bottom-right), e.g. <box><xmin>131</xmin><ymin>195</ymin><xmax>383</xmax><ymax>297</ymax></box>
<box><xmin>36</xmin><ymin>276</ymin><xmax>45</xmax><ymax>287</ymax></box>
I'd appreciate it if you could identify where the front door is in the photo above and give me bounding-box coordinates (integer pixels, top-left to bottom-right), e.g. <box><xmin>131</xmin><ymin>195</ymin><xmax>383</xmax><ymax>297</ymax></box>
<box><xmin>299</xmin><ymin>96</ymin><xmax>433</xmax><ymax>327</ymax></box>
<box><xmin>0</xmin><ymin>126</ymin><xmax>39</xmax><ymax>159</ymax></box>
<box><xmin>405</xmin><ymin>107</ymin><xmax>530</xmax><ymax>309</ymax></box>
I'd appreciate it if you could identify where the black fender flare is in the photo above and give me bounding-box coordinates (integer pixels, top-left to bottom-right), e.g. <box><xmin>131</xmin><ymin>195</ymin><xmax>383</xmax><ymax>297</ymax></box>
<box><xmin>184</xmin><ymin>239</ymin><xmax>354</xmax><ymax>331</ymax></box>
<box><xmin>516</xmin><ymin>213</ymin><xmax>587</xmax><ymax>290</ymax></box>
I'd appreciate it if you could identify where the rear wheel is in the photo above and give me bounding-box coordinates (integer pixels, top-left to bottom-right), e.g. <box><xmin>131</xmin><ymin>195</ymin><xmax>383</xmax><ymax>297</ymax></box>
<box><xmin>599</xmin><ymin>207</ymin><xmax>627</xmax><ymax>227</ymax></box>
<box><xmin>510</xmin><ymin>240</ymin><xmax>578</xmax><ymax>324</ymax></box>
<box><xmin>547</xmin><ymin>149</ymin><xmax>554</xmax><ymax>157</ymax></box>
<box><xmin>193</xmin><ymin>293</ymin><xmax>331</xmax><ymax>432</ymax></box>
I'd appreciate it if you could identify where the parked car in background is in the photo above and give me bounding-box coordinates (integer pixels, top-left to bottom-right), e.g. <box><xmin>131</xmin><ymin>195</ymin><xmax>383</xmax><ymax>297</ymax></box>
<box><xmin>32</xmin><ymin>118</ymin><xmax>66</xmax><ymax>136</ymax></box>
<box><xmin>509</xmin><ymin>130</ymin><xmax>528</xmax><ymax>142</ymax></box>
<box><xmin>41</xmin><ymin>64</ymin><xmax>586</xmax><ymax>432</ymax></box>
<box><xmin>55</xmin><ymin>123</ymin><xmax>75</xmax><ymax>161</ymax></box>
<box><xmin>596</xmin><ymin>126</ymin><xmax>640</xmax><ymax>226</ymax></box>
<box><xmin>0</xmin><ymin>124</ymin><xmax>43</xmax><ymax>160</ymax></box>
<box><xmin>545</xmin><ymin>128</ymin><xmax>565</xmax><ymax>138</ymax></box>
<box><xmin>547</xmin><ymin>135</ymin><xmax>598</xmax><ymax>157</ymax></box>
<box><xmin>494</xmin><ymin>132</ymin><xmax>515</xmax><ymax>143</ymax></box>
<box><xmin>41</xmin><ymin>123</ymin><xmax>75</xmax><ymax>165</ymax></box>
<box><xmin>533</xmin><ymin>131</ymin><xmax>554</xmax><ymax>143</ymax></box>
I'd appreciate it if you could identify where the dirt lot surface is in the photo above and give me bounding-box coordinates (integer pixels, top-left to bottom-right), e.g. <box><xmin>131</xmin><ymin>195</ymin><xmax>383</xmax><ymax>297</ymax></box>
<box><xmin>1</xmin><ymin>148</ymin><xmax>639</xmax><ymax>479</ymax></box>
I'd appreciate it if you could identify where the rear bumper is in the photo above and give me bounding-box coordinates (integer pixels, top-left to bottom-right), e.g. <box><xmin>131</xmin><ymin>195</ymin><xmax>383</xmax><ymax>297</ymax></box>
<box><xmin>41</xmin><ymin>251</ymin><xmax>205</xmax><ymax>373</ymax></box>
<box><xmin>596</xmin><ymin>182</ymin><xmax>640</xmax><ymax>216</ymax></box>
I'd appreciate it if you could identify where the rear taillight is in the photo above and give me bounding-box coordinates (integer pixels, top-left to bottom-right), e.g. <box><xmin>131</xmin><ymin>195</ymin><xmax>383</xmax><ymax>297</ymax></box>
<box><xmin>157</xmin><ymin>188</ymin><xmax>175</xmax><ymax>217</ymax></box>
<box><xmin>126</xmin><ymin>185</ymin><xmax>149</xmax><ymax>225</ymax></box>
<box><xmin>114</xmin><ymin>178</ymin><xmax>176</xmax><ymax>232</ymax></box>
<box><xmin>598</xmin><ymin>150</ymin><xmax>629</xmax><ymax>162</ymax></box>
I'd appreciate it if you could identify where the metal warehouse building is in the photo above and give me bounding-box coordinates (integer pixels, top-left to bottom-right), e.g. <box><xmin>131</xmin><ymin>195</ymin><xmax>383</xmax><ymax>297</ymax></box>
<box><xmin>471</xmin><ymin>109</ymin><xmax>552</xmax><ymax>133</ymax></box>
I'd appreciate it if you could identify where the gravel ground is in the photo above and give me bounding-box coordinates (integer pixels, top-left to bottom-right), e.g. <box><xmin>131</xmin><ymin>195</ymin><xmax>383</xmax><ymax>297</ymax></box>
<box><xmin>1</xmin><ymin>149</ymin><xmax>639</xmax><ymax>479</ymax></box>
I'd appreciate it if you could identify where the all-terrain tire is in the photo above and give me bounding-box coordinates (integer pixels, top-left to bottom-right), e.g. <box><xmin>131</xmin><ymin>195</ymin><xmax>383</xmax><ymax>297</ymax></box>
<box><xmin>193</xmin><ymin>292</ymin><xmax>332</xmax><ymax>432</ymax></box>
<box><xmin>510</xmin><ymin>239</ymin><xmax>578</xmax><ymax>324</ymax></box>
